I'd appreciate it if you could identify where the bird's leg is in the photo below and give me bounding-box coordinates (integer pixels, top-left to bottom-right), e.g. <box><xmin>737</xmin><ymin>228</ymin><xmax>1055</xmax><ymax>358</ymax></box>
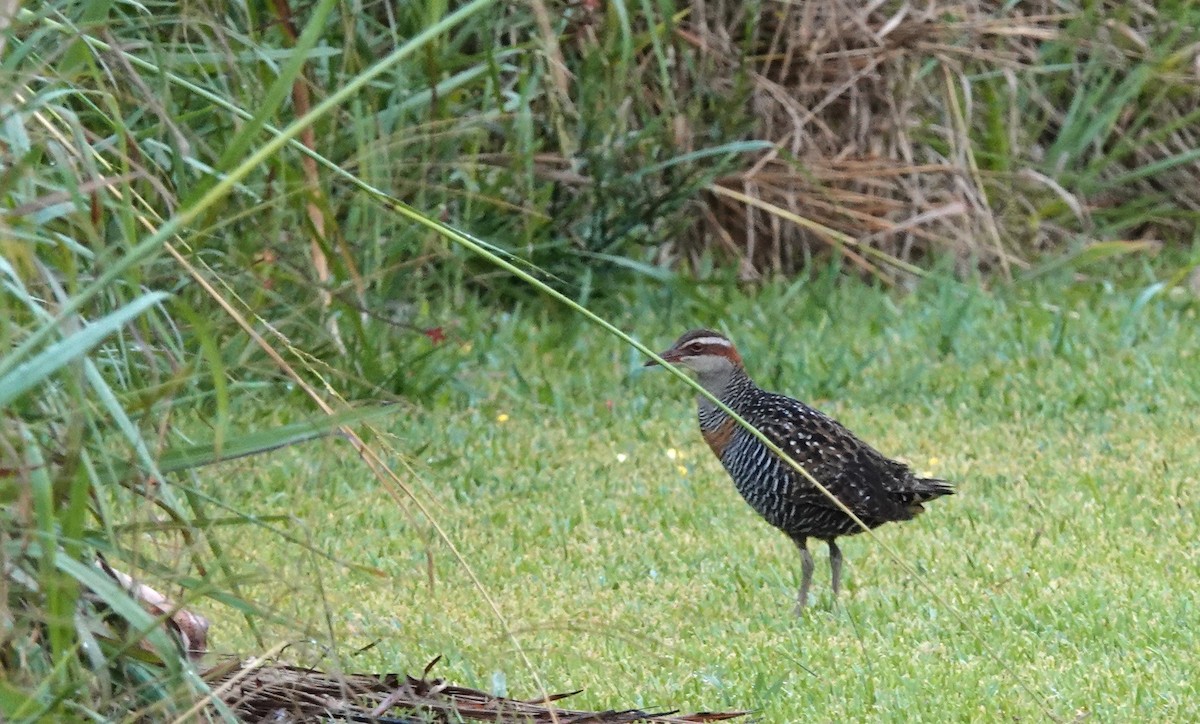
<box><xmin>795</xmin><ymin>538</ymin><xmax>814</xmax><ymax>614</ymax></box>
<box><xmin>827</xmin><ymin>539</ymin><xmax>843</xmax><ymax>603</ymax></box>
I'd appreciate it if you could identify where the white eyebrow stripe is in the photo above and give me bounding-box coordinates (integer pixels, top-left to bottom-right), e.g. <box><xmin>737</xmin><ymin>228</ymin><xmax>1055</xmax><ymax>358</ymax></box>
<box><xmin>687</xmin><ymin>336</ymin><xmax>732</xmax><ymax>348</ymax></box>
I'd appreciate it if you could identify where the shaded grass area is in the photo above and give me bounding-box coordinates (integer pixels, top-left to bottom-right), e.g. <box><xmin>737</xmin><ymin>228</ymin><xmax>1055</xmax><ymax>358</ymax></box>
<box><xmin>188</xmin><ymin>271</ymin><xmax>1199</xmax><ymax>721</ymax></box>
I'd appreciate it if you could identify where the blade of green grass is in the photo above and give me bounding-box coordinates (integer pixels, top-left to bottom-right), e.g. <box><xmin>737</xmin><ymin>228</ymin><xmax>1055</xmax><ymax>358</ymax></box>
<box><xmin>629</xmin><ymin>140</ymin><xmax>774</xmax><ymax>180</ymax></box>
<box><xmin>205</xmin><ymin>0</ymin><xmax>338</xmax><ymax>183</ymax></box>
<box><xmin>0</xmin><ymin>291</ymin><xmax>168</xmax><ymax>408</ymax></box>
<box><xmin>1021</xmin><ymin>240</ymin><xmax>1161</xmax><ymax>280</ymax></box>
<box><xmin>156</xmin><ymin>404</ymin><xmax>401</xmax><ymax>473</ymax></box>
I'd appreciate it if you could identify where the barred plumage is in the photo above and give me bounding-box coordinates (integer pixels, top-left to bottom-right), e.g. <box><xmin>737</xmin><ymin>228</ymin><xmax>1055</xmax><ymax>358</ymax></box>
<box><xmin>646</xmin><ymin>328</ymin><xmax>956</xmax><ymax>612</ymax></box>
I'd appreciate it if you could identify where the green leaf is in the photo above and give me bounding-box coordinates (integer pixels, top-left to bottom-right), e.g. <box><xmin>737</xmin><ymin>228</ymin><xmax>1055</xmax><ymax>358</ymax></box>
<box><xmin>0</xmin><ymin>291</ymin><xmax>169</xmax><ymax>408</ymax></box>
<box><xmin>203</xmin><ymin>0</ymin><xmax>340</xmax><ymax>195</ymax></box>
<box><xmin>156</xmin><ymin>404</ymin><xmax>401</xmax><ymax>473</ymax></box>
<box><xmin>629</xmin><ymin>140</ymin><xmax>774</xmax><ymax>180</ymax></box>
<box><xmin>53</xmin><ymin>555</ymin><xmax>181</xmax><ymax>675</ymax></box>
<box><xmin>578</xmin><ymin>251</ymin><xmax>674</xmax><ymax>281</ymax></box>
<box><xmin>0</xmin><ymin>679</ymin><xmax>40</xmax><ymax>719</ymax></box>
<box><xmin>1021</xmin><ymin>241</ymin><xmax>1159</xmax><ymax>280</ymax></box>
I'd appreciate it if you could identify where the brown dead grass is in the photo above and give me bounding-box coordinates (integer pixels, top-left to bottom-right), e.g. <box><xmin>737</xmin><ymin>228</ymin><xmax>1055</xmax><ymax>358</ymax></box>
<box><xmin>638</xmin><ymin>1</ymin><xmax>1200</xmax><ymax>281</ymax></box>
<box><xmin>207</xmin><ymin>655</ymin><xmax>748</xmax><ymax>723</ymax></box>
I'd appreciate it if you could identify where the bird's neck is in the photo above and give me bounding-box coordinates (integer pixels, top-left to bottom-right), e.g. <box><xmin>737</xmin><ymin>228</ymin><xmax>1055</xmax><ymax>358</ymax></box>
<box><xmin>695</xmin><ymin>365</ymin><xmax>753</xmax><ymax>416</ymax></box>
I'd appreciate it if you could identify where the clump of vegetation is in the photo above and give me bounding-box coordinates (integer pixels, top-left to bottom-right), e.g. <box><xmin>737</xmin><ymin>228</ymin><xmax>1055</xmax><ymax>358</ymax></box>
<box><xmin>677</xmin><ymin>1</ymin><xmax>1200</xmax><ymax>279</ymax></box>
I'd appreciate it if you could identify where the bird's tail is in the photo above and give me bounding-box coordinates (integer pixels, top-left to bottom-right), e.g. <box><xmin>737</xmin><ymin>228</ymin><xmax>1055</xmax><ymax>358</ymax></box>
<box><xmin>897</xmin><ymin>477</ymin><xmax>955</xmax><ymax>516</ymax></box>
<box><xmin>911</xmin><ymin>476</ymin><xmax>955</xmax><ymax>502</ymax></box>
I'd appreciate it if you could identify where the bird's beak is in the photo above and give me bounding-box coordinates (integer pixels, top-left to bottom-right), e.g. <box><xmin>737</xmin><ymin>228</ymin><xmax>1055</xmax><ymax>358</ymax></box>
<box><xmin>643</xmin><ymin>349</ymin><xmax>677</xmax><ymax>367</ymax></box>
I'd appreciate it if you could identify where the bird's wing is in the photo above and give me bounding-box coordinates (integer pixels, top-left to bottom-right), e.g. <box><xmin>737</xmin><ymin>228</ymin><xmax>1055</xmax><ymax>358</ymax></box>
<box><xmin>750</xmin><ymin>397</ymin><xmax>913</xmax><ymax>521</ymax></box>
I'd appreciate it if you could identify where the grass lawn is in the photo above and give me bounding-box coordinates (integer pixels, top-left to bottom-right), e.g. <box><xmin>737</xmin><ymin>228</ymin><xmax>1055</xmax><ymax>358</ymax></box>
<box><xmin>183</xmin><ymin>271</ymin><xmax>1199</xmax><ymax>721</ymax></box>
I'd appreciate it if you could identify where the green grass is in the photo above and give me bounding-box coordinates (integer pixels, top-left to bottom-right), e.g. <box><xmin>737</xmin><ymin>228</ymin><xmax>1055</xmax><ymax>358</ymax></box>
<box><xmin>186</xmin><ymin>271</ymin><xmax>1200</xmax><ymax>721</ymax></box>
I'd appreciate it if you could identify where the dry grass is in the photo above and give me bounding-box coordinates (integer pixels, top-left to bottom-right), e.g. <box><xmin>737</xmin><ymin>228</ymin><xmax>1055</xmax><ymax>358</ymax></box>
<box><xmin>615</xmin><ymin>1</ymin><xmax>1200</xmax><ymax>280</ymax></box>
<box><xmin>208</xmin><ymin>656</ymin><xmax>747</xmax><ymax>723</ymax></box>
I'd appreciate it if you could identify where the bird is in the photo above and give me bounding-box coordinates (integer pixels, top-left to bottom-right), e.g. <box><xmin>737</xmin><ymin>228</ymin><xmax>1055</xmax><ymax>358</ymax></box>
<box><xmin>645</xmin><ymin>328</ymin><xmax>955</xmax><ymax>612</ymax></box>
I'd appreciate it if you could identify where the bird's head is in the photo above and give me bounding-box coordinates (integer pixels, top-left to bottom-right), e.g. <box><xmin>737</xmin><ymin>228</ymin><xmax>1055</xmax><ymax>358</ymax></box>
<box><xmin>644</xmin><ymin>329</ymin><xmax>744</xmax><ymax>382</ymax></box>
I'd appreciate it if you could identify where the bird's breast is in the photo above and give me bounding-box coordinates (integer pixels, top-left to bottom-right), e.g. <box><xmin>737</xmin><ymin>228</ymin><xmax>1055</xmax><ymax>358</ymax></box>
<box><xmin>700</xmin><ymin>416</ymin><xmax>737</xmax><ymax>459</ymax></box>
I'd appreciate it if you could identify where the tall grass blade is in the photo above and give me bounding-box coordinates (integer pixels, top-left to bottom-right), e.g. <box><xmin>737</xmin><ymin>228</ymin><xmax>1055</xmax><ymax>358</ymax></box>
<box><xmin>156</xmin><ymin>404</ymin><xmax>401</xmax><ymax>473</ymax></box>
<box><xmin>206</xmin><ymin>0</ymin><xmax>339</xmax><ymax>183</ymax></box>
<box><xmin>0</xmin><ymin>291</ymin><xmax>168</xmax><ymax>407</ymax></box>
